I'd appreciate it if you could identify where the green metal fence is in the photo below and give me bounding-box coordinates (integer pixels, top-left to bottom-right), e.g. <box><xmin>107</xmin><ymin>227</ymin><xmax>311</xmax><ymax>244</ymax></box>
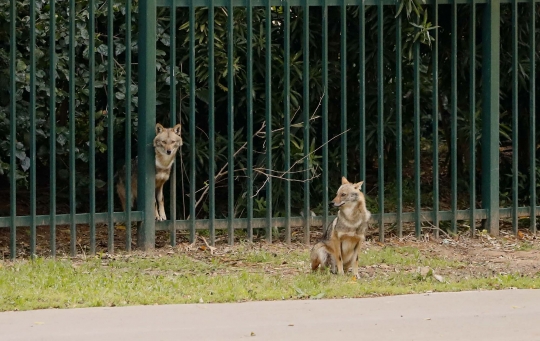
<box><xmin>1</xmin><ymin>0</ymin><xmax>539</xmax><ymax>259</ymax></box>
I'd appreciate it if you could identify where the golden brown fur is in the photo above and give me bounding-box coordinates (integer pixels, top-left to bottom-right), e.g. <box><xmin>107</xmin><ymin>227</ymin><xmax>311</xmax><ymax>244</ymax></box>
<box><xmin>310</xmin><ymin>176</ymin><xmax>371</xmax><ymax>278</ymax></box>
<box><xmin>116</xmin><ymin>123</ymin><xmax>183</xmax><ymax>221</ymax></box>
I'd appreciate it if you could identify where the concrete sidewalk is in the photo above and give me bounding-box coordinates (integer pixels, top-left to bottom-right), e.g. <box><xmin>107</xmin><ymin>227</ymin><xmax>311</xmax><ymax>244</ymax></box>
<box><xmin>1</xmin><ymin>289</ymin><xmax>539</xmax><ymax>341</ymax></box>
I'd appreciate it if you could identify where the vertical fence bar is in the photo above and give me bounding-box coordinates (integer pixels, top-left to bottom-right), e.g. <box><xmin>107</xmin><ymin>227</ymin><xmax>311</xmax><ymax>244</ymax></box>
<box><xmin>322</xmin><ymin>0</ymin><xmax>329</xmax><ymax>228</ymax></box>
<box><xmin>137</xmin><ymin>0</ymin><xmax>157</xmax><ymax>250</ymax></box>
<box><xmin>481</xmin><ymin>0</ymin><xmax>500</xmax><ymax>235</ymax></box>
<box><xmin>9</xmin><ymin>0</ymin><xmax>17</xmax><ymax>260</ymax></box>
<box><xmin>49</xmin><ymin>0</ymin><xmax>57</xmax><ymax>257</ymax></box>
<box><xmin>169</xmin><ymin>2</ymin><xmax>177</xmax><ymax>247</ymax></box>
<box><xmin>68</xmin><ymin>0</ymin><xmax>76</xmax><ymax>257</ymax></box>
<box><xmin>247</xmin><ymin>0</ymin><xmax>253</xmax><ymax>242</ymax></box>
<box><xmin>450</xmin><ymin>0</ymin><xmax>458</xmax><ymax>233</ymax></box>
<box><xmin>303</xmin><ymin>1</ymin><xmax>310</xmax><ymax>244</ymax></box>
<box><xmin>377</xmin><ymin>3</ymin><xmax>384</xmax><ymax>241</ymax></box>
<box><xmin>125</xmin><ymin>0</ymin><xmax>133</xmax><ymax>251</ymax></box>
<box><xmin>359</xmin><ymin>1</ymin><xmax>366</xmax><ymax>192</ymax></box>
<box><xmin>208</xmin><ymin>1</ymin><xmax>216</xmax><ymax>245</ymax></box>
<box><xmin>469</xmin><ymin>0</ymin><xmax>476</xmax><ymax>236</ymax></box>
<box><xmin>107</xmin><ymin>0</ymin><xmax>115</xmax><ymax>253</ymax></box>
<box><xmin>264</xmin><ymin>1</ymin><xmax>272</xmax><ymax>243</ymax></box>
<box><xmin>265</xmin><ymin>3</ymin><xmax>273</xmax><ymax>244</ymax></box>
<box><xmin>432</xmin><ymin>0</ymin><xmax>439</xmax><ymax>238</ymax></box>
<box><xmin>227</xmin><ymin>0</ymin><xmax>235</xmax><ymax>245</ymax></box>
<box><xmin>189</xmin><ymin>4</ymin><xmax>196</xmax><ymax>243</ymax></box>
<box><xmin>395</xmin><ymin>0</ymin><xmax>403</xmax><ymax>238</ymax></box>
<box><xmin>89</xmin><ymin>0</ymin><xmax>96</xmax><ymax>254</ymax></box>
<box><xmin>30</xmin><ymin>0</ymin><xmax>37</xmax><ymax>258</ymax></box>
<box><xmin>340</xmin><ymin>0</ymin><xmax>347</xmax><ymax>179</ymax></box>
<box><xmin>529</xmin><ymin>0</ymin><xmax>536</xmax><ymax>233</ymax></box>
<box><xmin>284</xmin><ymin>0</ymin><xmax>291</xmax><ymax>243</ymax></box>
<box><xmin>511</xmin><ymin>0</ymin><xmax>518</xmax><ymax>234</ymax></box>
<box><xmin>413</xmin><ymin>23</ymin><xmax>421</xmax><ymax>237</ymax></box>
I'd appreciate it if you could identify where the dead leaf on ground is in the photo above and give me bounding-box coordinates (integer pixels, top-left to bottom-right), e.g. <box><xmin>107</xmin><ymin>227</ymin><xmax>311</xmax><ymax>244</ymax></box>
<box><xmin>433</xmin><ymin>274</ymin><xmax>444</xmax><ymax>282</ymax></box>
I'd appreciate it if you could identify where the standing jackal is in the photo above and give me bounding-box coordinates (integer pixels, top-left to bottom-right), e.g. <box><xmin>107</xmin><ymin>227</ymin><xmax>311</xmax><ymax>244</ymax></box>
<box><xmin>310</xmin><ymin>176</ymin><xmax>371</xmax><ymax>278</ymax></box>
<box><xmin>116</xmin><ymin>123</ymin><xmax>182</xmax><ymax>221</ymax></box>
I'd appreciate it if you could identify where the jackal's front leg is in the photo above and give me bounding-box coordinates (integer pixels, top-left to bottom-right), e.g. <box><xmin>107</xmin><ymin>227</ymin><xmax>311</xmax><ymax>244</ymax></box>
<box><xmin>155</xmin><ymin>184</ymin><xmax>167</xmax><ymax>221</ymax></box>
<box><xmin>337</xmin><ymin>242</ymin><xmax>345</xmax><ymax>275</ymax></box>
<box><xmin>351</xmin><ymin>242</ymin><xmax>360</xmax><ymax>279</ymax></box>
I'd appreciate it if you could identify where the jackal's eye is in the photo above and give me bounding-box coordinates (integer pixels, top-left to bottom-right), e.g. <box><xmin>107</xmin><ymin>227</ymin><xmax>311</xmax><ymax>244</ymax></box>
<box><xmin>341</xmin><ymin>193</ymin><xmax>346</xmax><ymax>197</ymax></box>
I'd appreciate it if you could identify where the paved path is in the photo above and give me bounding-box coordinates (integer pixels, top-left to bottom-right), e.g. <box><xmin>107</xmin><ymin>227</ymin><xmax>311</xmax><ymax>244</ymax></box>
<box><xmin>1</xmin><ymin>289</ymin><xmax>539</xmax><ymax>341</ymax></box>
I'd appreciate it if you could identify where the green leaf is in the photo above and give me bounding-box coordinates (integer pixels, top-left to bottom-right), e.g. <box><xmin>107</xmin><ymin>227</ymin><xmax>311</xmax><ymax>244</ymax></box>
<box><xmin>95</xmin><ymin>179</ymin><xmax>106</xmax><ymax>188</ymax></box>
<box><xmin>57</xmin><ymin>134</ymin><xmax>67</xmax><ymax>146</ymax></box>
<box><xmin>115</xmin><ymin>43</ymin><xmax>126</xmax><ymax>56</ymax></box>
<box><xmin>97</xmin><ymin>44</ymin><xmax>108</xmax><ymax>56</ymax></box>
<box><xmin>16</xmin><ymin>60</ymin><xmax>27</xmax><ymax>71</ymax></box>
<box><xmin>21</xmin><ymin>157</ymin><xmax>30</xmax><ymax>172</ymax></box>
<box><xmin>115</xmin><ymin>91</ymin><xmax>126</xmax><ymax>100</ymax></box>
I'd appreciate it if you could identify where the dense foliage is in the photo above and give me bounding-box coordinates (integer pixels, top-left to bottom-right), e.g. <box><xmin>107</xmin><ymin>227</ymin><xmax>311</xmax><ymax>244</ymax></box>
<box><xmin>0</xmin><ymin>0</ymin><xmax>539</xmax><ymax>220</ymax></box>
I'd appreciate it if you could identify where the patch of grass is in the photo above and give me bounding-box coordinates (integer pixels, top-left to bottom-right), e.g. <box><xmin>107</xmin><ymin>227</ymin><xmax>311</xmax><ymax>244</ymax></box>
<box><xmin>359</xmin><ymin>246</ymin><xmax>464</xmax><ymax>269</ymax></box>
<box><xmin>0</xmin><ymin>246</ymin><xmax>538</xmax><ymax>312</ymax></box>
<box><xmin>515</xmin><ymin>241</ymin><xmax>534</xmax><ymax>251</ymax></box>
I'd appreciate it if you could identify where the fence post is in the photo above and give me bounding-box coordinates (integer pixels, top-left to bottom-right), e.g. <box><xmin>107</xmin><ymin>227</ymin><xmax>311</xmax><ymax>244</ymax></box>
<box><xmin>481</xmin><ymin>0</ymin><xmax>500</xmax><ymax>235</ymax></box>
<box><xmin>137</xmin><ymin>0</ymin><xmax>157</xmax><ymax>249</ymax></box>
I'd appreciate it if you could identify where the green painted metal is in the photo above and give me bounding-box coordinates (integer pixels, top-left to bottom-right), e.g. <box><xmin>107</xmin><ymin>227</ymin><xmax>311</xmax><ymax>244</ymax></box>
<box><xmin>450</xmin><ymin>0</ymin><xmax>457</xmax><ymax>233</ymax></box>
<box><xmin>530</xmin><ymin>0</ymin><xmax>537</xmax><ymax>233</ymax></box>
<box><xmin>0</xmin><ymin>207</ymin><xmax>504</xmax><ymax>229</ymax></box>
<box><xmin>469</xmin><ymin>0</ymin><xmax>476</xmax><ymax>236</ymax></box>
<box><xmin>30</xmin><ymin>0</ymin><xmax>37</xmax><ymax>258</ymax></box>
<box><xmin>302</xmin><ymin>1</ymin><xmax>310</xmax><ymax>244</ymax></box>
<box><xmin>359</xmin><ymin>1</ymin><xmax>366</xmax><ymax>193</ymax></box>
<box><xmin>481</xmin><ymin>0</ymin><xmax>501</xmax><ymax>235</ymax></box>
<box><xmin>340</xmin><ymin>0</ymin><xmax>347</xmax><ymax>179</ymax></box>
<box><xmin>322</xmin><ymin>0</ymin><xmax>329</xmax><ymax>229</ymax></box>
<box><xmin>413</xmin><ymin>24</ymin><xmax>421</xmax><ymax>237</ymax></box>
<box><xmin>154</xmin><ymin>207</ymin><xmax>511</xmax><ymax>231</ymax></box>
<box><xmin>6</xmin><ymin>0</ymin><xmax>540</xmax><ymax>257</ymax></box>
<box><xmin>68</xmin><ymin>0</ymin><xmax>76</xmax><ymax>256</ymax></box>
<box><xmin>264</xmin><ymin>2</ymin><xmax>272</xmax><ymax>242</ymax></box>
<box><xmin>49</xmin><ymin>0</ymin><xmax>56</xmax><ymax>257</ymax></box>
<box><xmin>169</xmin><ymin>2</ymin><xmax>177</xmax><ymax>247</ymax></box>
<box><xmin>0</xmin><ymin>213</ymin><xmax>144</xmax><ymax>228</ymax></box>
<box><xmin>284</xmin><ymin>0</ymin><xmax>291</xmax><ymax>244</ymax></box>
<box><xmin>189</xmin><ymin>4</ymin><xmax>196</xmax><ymax>243</ymax></box>
<box><xmin>89</xmin><ymin>0</ymin><xmax>96</xmax><ymax>255</ymax></box>
<box><xmin>512</xmin><ymin>0</ymin><xmax>518</xmax><ymax>234</ymax></box>
<box><xmin>266</xmin><ymin>3</ymin><xmax>273</xmax><ymax>244</ymax></box>
<box><xmin>432</xmin><ymin>0</ymin><xmax>440</xmax><ymax>238</ymax></box>
<box><xmin>125</xmin><ymin>0</ymin><xmax>133</xmax><ymax>251</ymax></box>
<box><xmin>137</xmin><ymin>0</ymin><xmax>158</xmax><ymax>250</ymax></box>
<box><xmin>227</xmin><ymin>0</ymin><xmax>235</xmax><ymax>245</ymax></box>
<box><xmin>377</xmin><ymin>3</ymin><xmax>384</xmax><ymax>242</ymax></box>
<box><xmin>107</xmin><ymin>0</ymin><xmax>115</xmax><ymax>253</ymax></box>
<box><xmin>208</xmin><ymin>0</ymin><xmax>216</xmax><ymax>245</ymax></box>
<box><xmin>158</xmin><ymin>0</ymin><xmax>533</xmax><ymax>6</ymax></box>
<box><xmin>247</xmin><ymin>1</ymin><xmax>254</xmax><ymax>241</ymax></box>
<box><xmin>395</xmin><ymin>0</ymin><xmax>403</xmax><ymax>238</ymax></box>
<box><xmin>9</xmin><ymin>0</ymin><xmax>16</xmax><ymax>260</ymax></box>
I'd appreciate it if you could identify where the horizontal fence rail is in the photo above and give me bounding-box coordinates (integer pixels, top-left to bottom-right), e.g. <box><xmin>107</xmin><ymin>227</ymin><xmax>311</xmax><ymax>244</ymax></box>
<box><xmin>1</xmin><ymin>0</ymin><xmax>539</xmax><ymax>258</ymax></box>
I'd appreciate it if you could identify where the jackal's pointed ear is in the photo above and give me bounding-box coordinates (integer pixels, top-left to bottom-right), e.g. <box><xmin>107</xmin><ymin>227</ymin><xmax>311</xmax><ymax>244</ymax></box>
<box><xmin>172</xmin><ymin>124</ymin><xmax>182</xmax><ymax>136</ymax></box>
<box><xmin>341</xmin><ymin>176</ymin><xmax>349</xmax><ymax>185</ymax></box>
<box><xmin>353</xmin><ymin>181</ymin><xmax>364</xmax><ymax>190</ymax></box>
<box><xmin>155</xmin><ymin>123</ymin><xmax>165</xmax><ymax>134</ymax></box>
